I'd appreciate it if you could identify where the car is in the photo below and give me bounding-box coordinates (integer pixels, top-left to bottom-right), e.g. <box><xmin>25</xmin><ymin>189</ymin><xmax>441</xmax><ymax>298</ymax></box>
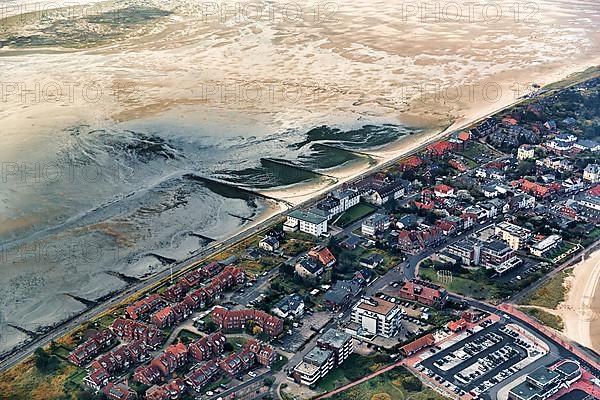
<box><xmin>248</xmin><ymin>371</ymin><xmax>257</xmax><ymax>378</ymax></box>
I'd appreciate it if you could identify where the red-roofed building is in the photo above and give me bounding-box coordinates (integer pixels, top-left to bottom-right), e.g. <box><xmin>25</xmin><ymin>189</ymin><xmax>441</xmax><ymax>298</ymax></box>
<box><xmin>308</xmin><ymin>245</ymin><xmax>336</xmax><ymax>267</ymax></box>
<box><xmin>146</xmin><ymin>378</ymin><xmax>186</xmax><ymax>400</ymax></box>
<box><xmin>111</xmin><ymin>318</ymin><xmax>163</xmax><ymax>348</ymax></box>
<box><xmin>211</xmin><ymin>307</ymin><xmax>283</xmax><ymax>337</ymax></box>
<box><xmin>68</xmin><ymin>329</ymin><xmax>116</xmax><ymax>367</ymax></box>
<box><xmin>188</xmin><ymin>332</ymin><xmax>226</xmax><ymax>361</ymax></box>
<box><xmin>517</xmin><ymin>179</ymin><xmax>552</xmax><ymax>198</ymax></box>
<box><xmin>162</xmin><ymin>282</ymin><xmax>190</xmax><ymax>303</ymax></box>
<box><xmin>185</xmin><ymin>360</ymin><xmax>219</xmax><ymax>393</ymax></box>
<box><xmin>244</xmin><ymin>339</ymin><xmax>277</xmax><ymax>366</ymax></box>
<box><xmin>397</xmin><ymin>279</ymin><xmax>447</xmax><ymax>308</ymax></box>
<box><xmin>398</xmin><ymin>156</ymin><xmax>424</xmax><ymax>171</ymax></box>
<box><xmin>426</xmin><ymin>141</ymin><xmax>454</xmax><ymax>156</ymax></box>
<box><xmin>219</xmin><ymin>348</ymin><xmax>256</xmax><ymax>375</ymax></box>
<box><xmin>151</xmin><ymin>306</ymin><xmax>175</xmax><ymax>329</ymax></box>
<box><xmin>125</xmin><ymin>294</ymin><xmax>163</xmax><ymax>320</ymax></box>
<box><xmin>83</xmin><ymin>367</ymin><xmax>110</xmax><ymax>391</ymax></box>
<box><xmin>201</xmin><ymin>262</ymin><xmax>223</xmax><ymax>278</ymax></box>
<box><xmin>400</xmin><ymin>333</ymin><xmax>435</xmax><ymax>356</ymax></box>
<box><xmin>589</xmin><ymin>185</ymin><xmax>600</xmax><ymax>196</ymax></box>
<box><xmin>434</xmin><ymin>184</ymin><xmax>455</xmax><ymax>198</ymax></box>
<box><xmin>447</xmin><ymin>318</ymin><xmax>468</xmax><ymax>332</ymax></box>
<box><xmin>102</xmin><ymin>383</ymin><xmax>137</xmax><ymax>400</ymax></box>
<box><xmin>457</xmin><ymin>131</ymin><xmax>471</xmax><ymax>141</ymax></box>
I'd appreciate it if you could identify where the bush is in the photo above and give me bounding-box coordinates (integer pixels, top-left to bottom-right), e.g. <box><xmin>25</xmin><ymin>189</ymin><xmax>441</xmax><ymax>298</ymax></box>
<box><xmin>401</xmin><ymin>376</ymin><xmax>422</xmax><ymax>392</ymax></box>
<box><xmin>34</xmin><ymin>347</ymin><xmax>60</xmax><ymax>373</ymax></box>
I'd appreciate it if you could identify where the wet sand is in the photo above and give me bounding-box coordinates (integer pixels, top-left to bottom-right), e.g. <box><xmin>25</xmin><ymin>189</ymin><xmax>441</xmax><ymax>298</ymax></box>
<box><xmin>559</xmin><ymin>250</ymin><xmax>600</xmax><ymax>353</ymax></box>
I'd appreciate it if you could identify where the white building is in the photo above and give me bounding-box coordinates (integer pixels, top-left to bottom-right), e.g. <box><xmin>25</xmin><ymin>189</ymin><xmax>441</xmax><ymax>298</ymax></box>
<box><xmin>351</xmin><ymin>297</ymin><xmax>401</xmax><ymax>338</ymax></box>
<box><xmin>530</xmin><ymin>235</ymin><xmax>562</xmax><ymax>257</ymax></box>
<box><xmin>259</xmin><ymin>236</ymin><xmax>280</xmax><ymax>252</ymax></box>
<box><xmin>293</xmin><ymin>347</ymin><xmax>334</xmax><ymax>386</ymax></box>
<box><xmin>361</xmin><ymin>213</ymin><xmax>391</xmax><ymax>237</ymax></box>
<box><xmin>517</xmin><ymin>145</ymin><xmax>535</xmax><ymax>160</ymax></box>
<box><xmin>583</xmin><ymin>164</ymin><xmax>600</xmax><ymax>183</ymax></box>
<box><xmin>284</xmin><ymin>210</ymin><xmax>328</xmax><ymax>237</ymax></box>
<box><xmin>495</xmin><ymin>221</ymin><xmax>532</xmax><ymax>250</ymax></box>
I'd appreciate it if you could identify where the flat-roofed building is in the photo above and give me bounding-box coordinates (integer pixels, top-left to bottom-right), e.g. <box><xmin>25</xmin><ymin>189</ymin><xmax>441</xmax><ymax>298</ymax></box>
<box><xmin>495</xmin><ymin>221</ymin><xmax>532</xmax><ymax>250</ymax></box>
<box><xmin>351</xmin><ymin>297</ymin><xmax>401</xmax><ymax>338</ymax></box>
<box><xmin>508</xmin><ymin>360</ymin><xmax>581</xmax><ymax>400</ymax></box>
<box><xmin>284</xmin><ymin>210</ymin><xmax>328</xmax><ymax>236</ymax></box>
<box><xmin>530</xmin><ymin>235</ymin><xmax>563</xmax><ymax>257</ymax></box>
<box><xmin>317</xmin><ymin>329</ymin><xmax>353</xmax><ymax>366</ymax></box>
<box><xmin>293</xmin><ymin>347</ymin><xmax>334</xmax><ymax>386</ymax></box>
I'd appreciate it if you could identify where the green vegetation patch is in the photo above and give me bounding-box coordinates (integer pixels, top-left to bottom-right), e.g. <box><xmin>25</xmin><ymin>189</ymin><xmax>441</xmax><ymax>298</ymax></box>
<box><xmin>519</xmin><ymin>307</ymin><xmax>564</xmax><ymax>331</ymax></box>
<box><xmin>328</xmin><ymin>366</ymin><xmax>447</xmax><ymax>400</ymax></box>
<box><xmin>334</xmin><ymin>203</ymin><xmax>377</xmax><ymax>228</ymax></box>
<box><xmin>521</xmin><ymin>269</ymin><xmax>572</xmax><ymax>309</ymax></box>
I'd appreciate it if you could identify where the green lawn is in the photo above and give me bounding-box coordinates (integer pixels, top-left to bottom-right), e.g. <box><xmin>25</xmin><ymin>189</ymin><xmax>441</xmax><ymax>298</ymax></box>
<box><xmin>334</xmin><ymin>203</ymin><xmax>376</xmax><ymax>228</ymax></box>
<box><xmin>521</xmin><ymin>269</ymin><xmax>571</xmax><ymax>309</ymax></box>
<box><xmin>419</xmin><ymin>266</ymin><xmax>500</xmax><ymax>300</ymax></box>
<box><xmin>328</xmin><ymin>367</ymin><xmax>447</xmax><ymax>400</ymax></box>
<box><xmin>519</xmin><ymin>307</ymin><xmax>564</xmax><ymax>331</ymax></box>
<box><xmin>272</xmin><ymin>354</ymin><xmax>289</xmax><ymax>372</ymax></box>
<box><xmin>177</xmin><ymin>329</ymin><xmax>202</xmax><ymax>344</ymax></box>
<box><xmin>318</xmin><ymin>353</ymin><xmax>391</xmax><ymax>392</ymax></box>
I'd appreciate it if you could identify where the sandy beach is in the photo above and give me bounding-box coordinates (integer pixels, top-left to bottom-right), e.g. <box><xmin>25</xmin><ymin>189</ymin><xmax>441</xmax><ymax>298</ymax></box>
<box><xmin>559</xmin><ymin>250</ymin><xmax>600</xmax><ymax>354</ymax></box>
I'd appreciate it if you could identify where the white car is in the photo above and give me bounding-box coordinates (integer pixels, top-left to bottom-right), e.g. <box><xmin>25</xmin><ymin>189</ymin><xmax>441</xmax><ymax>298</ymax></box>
<box><xmin>248</xmin><ymin>371</ymin><xmax>257</xmax><ymax>378</ymax></box>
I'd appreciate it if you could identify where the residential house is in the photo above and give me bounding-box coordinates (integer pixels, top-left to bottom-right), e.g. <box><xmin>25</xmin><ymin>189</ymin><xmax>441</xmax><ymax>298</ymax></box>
<box><xmin>188</xmin><ymin>332</ymin><xmax>226</xmax><ymax>361</ymax></box>
<box><xmin>111</xmin><ymin>319</ymin><xmax>163</xmax><ymax>348</ymax></box>
<box><xmin>295</xmin><ymin>257</ymin><xmax>324</xmax><ymax>279</ymax></box>
<box><xmin>583</xmin><ymin>164</ymin><xmax>600</xmax><ymax>183</ymax></box>
<box><xmin>259</xmin><ymin>236</ymin><xmax>280</xmax><ymax>252</ymax></box>
<box><xmin>125</xmin><ymin>294</ymin><xmax>164</xmax><ymax>320</ymax></box>
<box><xmin>361</xmin><ymin>213</ymin><xmax>391</xmax><ymax>237</ymax></box>
<box><xmin>359</xmin><ymin>253</ymin><xmax>385</xmax><ymax>269</ymax></box>
<box><xmin>211</xmin><ymin>307</ymin><xmax>283</xmax><ymax>337</ymax></box>
<box><xmin>102</xmin><ymin>383</ymin><xmax>137</xmax><ymax>400</ymax></box>
<box><xmin>185</xmin><ymin>360</ymin><xmax>219</xmax><ymax>393</ymax></box>
<box><xmin>272</xmin><ymin>294</ymin><xmax>305</xmax><ymax>319</ymax></box>
<box><xmin>68</xmin><ymin>329</ymin><xmax>115</xmax><ymax>367</ymax></box>
<box><xmin>517</xmin><ymin>144</ymin><xmax>535</xmax><ymax>160</ymax></box>
<box><xmin>308</xmin><ymin>245</ymin><xmax>336</xmax><ymax>268</ymax></box>
<box><xmin>396</xmin><ymin>279</ymin><xmax>447</xmax><ymax>308</ymax></box>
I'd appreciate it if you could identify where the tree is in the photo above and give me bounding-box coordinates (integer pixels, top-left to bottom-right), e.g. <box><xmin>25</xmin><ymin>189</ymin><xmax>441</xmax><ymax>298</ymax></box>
<box><xmin>263</xmin><ymin>377</ymin><xmax>275</xmax><ymax>387</ymax></box>
<box><xmin>252</xmin><ymin>325</ymin><xmax>263</xmax><ymax>336</ymax></box>
<box><xmin>34</xmin><ymin>347</ymin><xmax>60</xmax><ymax>373</ymax></box>
<box><xmin>401</xmin><ymin>376</ymin><xmax>422</xmax><ymax>392</ymax></box>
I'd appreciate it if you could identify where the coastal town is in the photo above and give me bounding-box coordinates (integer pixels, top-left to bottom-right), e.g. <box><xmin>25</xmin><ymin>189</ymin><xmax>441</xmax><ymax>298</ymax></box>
<box><xmin>2</xmin><ymin>72</ymin><xmax>600</xmax><ymax>400</ymax></box>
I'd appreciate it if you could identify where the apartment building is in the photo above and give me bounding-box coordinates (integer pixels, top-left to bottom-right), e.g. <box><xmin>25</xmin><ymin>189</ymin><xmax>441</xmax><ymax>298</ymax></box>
<box><xmin>495</xmin><ymin>221</ymin><xmax>532</xmax><ymax>250</ymax></box>
<box><xmin>351</xmin><ymin>297</ymin><xmax>402</xmax><ymax>338</ymax></box>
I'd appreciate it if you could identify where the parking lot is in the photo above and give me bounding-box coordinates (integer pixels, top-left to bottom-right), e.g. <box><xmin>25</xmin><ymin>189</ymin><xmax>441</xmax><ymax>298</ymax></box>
<box><xmin>416</xmin><ymin>323</ymin><xmax>534</xmax><ymax>395</ymax></box>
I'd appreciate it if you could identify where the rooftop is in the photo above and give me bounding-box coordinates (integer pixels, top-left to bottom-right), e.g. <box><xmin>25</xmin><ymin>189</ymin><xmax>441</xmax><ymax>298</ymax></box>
<box><xmin>288</xmin><ymin>210</ymin><xmax>327</xmax><ymax>225</ymax></box>
<box><xmin>318</xmin><ymin>328</ymin><xmax>351</xmax><ymax>349</ymax></box>
<box><xmin>303</xmin><ymin>346</ymin><xmax>333</xmax><ymax>366</ymax></box>
<box><xmin>355</xmin><ymin>297</ymin><xmax>397</xmax><ymax>316</ymax></box>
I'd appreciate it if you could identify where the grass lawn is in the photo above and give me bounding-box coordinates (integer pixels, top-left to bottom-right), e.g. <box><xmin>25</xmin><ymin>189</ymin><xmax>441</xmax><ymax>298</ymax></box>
<box><xmin>519</xmin><ymin>307</ymin><xmax>564</xmax><ymax>331</ymax></box>
<box><xmin>419</xmin><ymin>266</ymin><xmax>500</xmax><ymax>300</ymax></box>
<box><xmin>521</xmin><ymin>269</ymin><xmax>571</xmax><ymax>309</ymax></box>
<box><xmin>328</xmin><ymin>367</ymin><xmax>447</xmax><ymax>400</ymax></box>
<box><xmin>334</xmin><ymin>203</ymin><xmax>376</xmax><ymax>228</ymax></box>
<box><xmin>228</xmin><ymin>336</ymin><xmax>248</xmax><ymax>350</ymax></box>
<box><xmin>272</xmin><ymin>354</ymin><xmax>289</xmax><ymax>372</ymax></box>
<box><xmin>177</xmin><ymin>329</ymin><xmax>202</xmax><ymax>344</ymax></box>
<box><xmin>51</xmin><ymin>346</ymin><xmax>71</xmax><ymax>360</ymax></box>
<box><xmin>318</xmin><ymin>353</ymin><xmax>391</xmax><ymax>392</ymax></box>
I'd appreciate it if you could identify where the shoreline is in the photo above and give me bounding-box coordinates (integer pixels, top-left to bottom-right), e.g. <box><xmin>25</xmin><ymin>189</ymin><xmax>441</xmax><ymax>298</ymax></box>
<box><xmin>1</xmin><ymin>63</ymin><xmax>599</xmax><ymax>372</ymax></box>
<box><xmin>559</xmin><ymin>250</ymin><xmax>600</xmax><ymax>354</ymax></box>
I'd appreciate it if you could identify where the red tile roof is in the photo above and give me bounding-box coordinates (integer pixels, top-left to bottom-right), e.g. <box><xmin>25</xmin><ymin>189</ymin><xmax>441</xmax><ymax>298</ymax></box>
<box><xmin>400</xmin><ymin>333</ymin><xmax>435</xmax><ymax>355</ymax></box>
